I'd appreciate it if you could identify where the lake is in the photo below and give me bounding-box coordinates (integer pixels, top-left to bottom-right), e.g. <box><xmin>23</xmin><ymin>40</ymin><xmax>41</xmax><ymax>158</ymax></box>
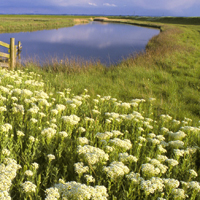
<box><xmin>0</xmin><ymin>21</ymin><xmax>160</xmax><ymax>66</ymax></box>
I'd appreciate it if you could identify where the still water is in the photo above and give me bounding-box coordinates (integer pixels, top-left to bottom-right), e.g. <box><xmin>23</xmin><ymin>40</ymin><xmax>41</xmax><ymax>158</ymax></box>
<box><xmin>0</xmin><ymin>21</ymin><xmax>160</xmax><ymax>65</ymax></box>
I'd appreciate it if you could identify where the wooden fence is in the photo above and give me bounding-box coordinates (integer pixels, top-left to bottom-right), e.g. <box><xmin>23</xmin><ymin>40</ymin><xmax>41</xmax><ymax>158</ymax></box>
<box><xmin>0</xmin><ymin>38</ymin><xmax>22</xmax><ymax>69</ymax></box>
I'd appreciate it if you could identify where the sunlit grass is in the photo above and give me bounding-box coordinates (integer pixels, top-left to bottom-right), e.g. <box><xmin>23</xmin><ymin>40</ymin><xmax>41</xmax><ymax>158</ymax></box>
<box><xmin>0</xmin><ymin>68</ymin><xmax>199</xmax><ymax>199</ymax></box>
<box><xmin>0</xmin><ymin>15</ymin><xmax>92</xmax><ymax>33</ymax></box>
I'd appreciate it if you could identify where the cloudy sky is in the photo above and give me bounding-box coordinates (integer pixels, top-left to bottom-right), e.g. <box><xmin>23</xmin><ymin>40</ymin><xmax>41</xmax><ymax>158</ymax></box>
<box><xmin>1</xmin><ymin>0</ymin><xmax>200</xmax><ymax>16</ymax></box>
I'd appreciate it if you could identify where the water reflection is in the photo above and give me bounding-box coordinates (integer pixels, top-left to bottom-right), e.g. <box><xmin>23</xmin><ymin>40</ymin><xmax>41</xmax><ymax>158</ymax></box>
<box><xmin>0</xmin><ymin>22</ymin><xmax>160</xmax><ymax>65</ymax></box>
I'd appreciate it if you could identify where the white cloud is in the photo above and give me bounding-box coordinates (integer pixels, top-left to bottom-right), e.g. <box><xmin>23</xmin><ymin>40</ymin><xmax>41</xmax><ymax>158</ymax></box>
<box><xmin>132</xmin><ymin>0</ymin><xmax>200</xmax><ymax>10</ymax></box>
<box><xmin>88</xmin><ymin>2</ymin><xmax>97</xmax><ymax>6</ymax></box>
<box><xmin>46</xmin><ymin>0</ymin><xmax>90</xmax><ymax>6</ymax></box>
<box><xmin>103</xmin><ymin>3</ymin><xmax>117</xmax><ymax>7</ymax></box>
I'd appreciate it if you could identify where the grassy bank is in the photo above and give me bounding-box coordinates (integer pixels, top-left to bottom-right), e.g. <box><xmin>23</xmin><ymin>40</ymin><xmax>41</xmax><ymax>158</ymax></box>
<box><xmin>15</xmin><ymin>16</ymin><xmax>200</xmax><ymax>123</ymax></box>
<box><xmin>0</xmin><ymin>15</ymin><xmax>92</xmax><ymax>33</ymax></box>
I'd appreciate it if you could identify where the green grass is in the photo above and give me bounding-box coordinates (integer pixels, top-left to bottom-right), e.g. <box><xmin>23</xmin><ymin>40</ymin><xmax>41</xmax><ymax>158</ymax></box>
<box><xmin>14</xmin><ymin>16</ymin><xmax>200</xmax><ymax>123</ymax></box>
<box><xmin>0</xmin><ymin>15</ymin><xmax>93</xmax><ymax>33</ymax></box>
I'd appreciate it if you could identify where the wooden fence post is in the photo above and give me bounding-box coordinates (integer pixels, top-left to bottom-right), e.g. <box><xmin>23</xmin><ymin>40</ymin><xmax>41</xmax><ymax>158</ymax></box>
<box><xmin>17</xmin><ymin>41</ymin><xmax>22</xmax><ymax>59</ymax></box>
<box><xmin>10</xmin><ymin>38</ymin><xmax>15</xmax><ymax>69</ymax></box>
<box><xmin>18</xmin><ymin>41</ymin><xmax>22</xmax><ymax>50</ymax></box>
<box><xmin>0</xmin><ymin>38</ymin><xmax>21</xmax><ymax>69</ymax></box>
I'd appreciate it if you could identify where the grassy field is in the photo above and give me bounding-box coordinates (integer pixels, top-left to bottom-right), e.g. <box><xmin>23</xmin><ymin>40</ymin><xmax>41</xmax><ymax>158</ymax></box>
<box><xmin>0</xmin><ymin>15</ymin><xmax>200</xmax><ymax>199</ymax></box>
<box><xmin>0</xmin><ymin>15</ymin><xmax>92</xmax><ymax>33</ymax></box>
<box><xmin>15</xmin><ymin>16</ymin><xmax>200</xmax><ymax>122</ymax></box>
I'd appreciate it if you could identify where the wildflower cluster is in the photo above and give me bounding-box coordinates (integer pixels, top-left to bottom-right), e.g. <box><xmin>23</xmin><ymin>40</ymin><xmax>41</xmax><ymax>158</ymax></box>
<box><xmin>0</xmin><ymin>69</ymin><xmax>199</xmax><ymax>199</ymax></box>
<box><xmin>77</xmin><ymin>145</ymin><xmax>109</xmax><ymax>165</ymax></box>
<box><xmin>103</xmin><ymin>161</ymin><xmax>130</xmax><ymax>180</ymax></box>
<box><xmin>0</xmin><ymin>158</ymin><xmax>21</xmax><ymax>199</ymax></box>
<box><xmin>46</xmin><ymin>180</ymin><xmax>108</xmax><ymax>200</ymax></box>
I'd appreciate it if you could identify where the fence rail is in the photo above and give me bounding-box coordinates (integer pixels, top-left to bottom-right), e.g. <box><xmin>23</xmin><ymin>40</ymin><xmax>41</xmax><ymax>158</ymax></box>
<box><xmin>0</xmin><ymin>38</ymin><xmax>22</xmax><ymax>69</ymax></box>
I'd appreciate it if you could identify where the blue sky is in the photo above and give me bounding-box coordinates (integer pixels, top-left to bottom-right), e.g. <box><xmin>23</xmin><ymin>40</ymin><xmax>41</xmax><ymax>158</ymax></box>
<box><xmin>1</xmin><ymin>0</ymin><xmax>200</xmax><ymax>16</ymax></box>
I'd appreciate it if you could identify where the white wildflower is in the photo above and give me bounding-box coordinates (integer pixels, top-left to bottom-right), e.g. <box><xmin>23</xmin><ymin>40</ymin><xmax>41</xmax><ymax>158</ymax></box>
<box><xmin>168</xmin><ymin>140</ymin><xmax>184</xmax><ymax>148</ymax></box>
<box><xmin>24</xmin><ymin>170</ymin><xmax>33</xmax><ymax>176</ymax></box>
<box><xmin>140</xmin><ymin>177</ymin><xmax>164</xmax><ymax>195</ymax></box>
<box><xmin>141</xmin><ymin>163</ymin><xmax>160</xmax><ymax>177</ymax></box>
<box><xmin>32</xmin><ymin>162</ymin><xmax>39</xmax><ymax>170</ymax></box>
<box><xmin>189</xmin><ymin>169</ymin><xmax>198</xmax><ymax>178</ymax></box>
<box><xmin>17</xmin><ymin>130</ymin><xmax>25</xmax><ymax>137</ymax></box>
<box><xmin>45</xmin><ymin>187</ymin><xmax>60</xmax><ymax>200</ymax></box>
<box><xmin>2</xmin><ymin>148</ymin><xmax>10</xmax><ymax>156</ymax></box>
<box><xmin>95</xmin><ymin>132</ymin><xmax>113</xmax><ymax>140</ymax></box>
<box><xmin>156</xmin><ymin>135</ymin><xmax>165</xmax><ymax>141</ymax></box>
<box><xmin>109</xmin><ymin>138</ymin><xmax>132</xmax><ymax>150</ymax></box>
<box><xmin>168</xmin><ymin>130</ymin><xmax>186</xmax><ymax>140</ymax></box>
<box><xmin>41</xmin><ymin>127</ymin><xmax>56</xmax><ymax>138</ymax></box>
<box><xmin>120</xmin><ymin>102</ymin><xmax>131</xmax><ymax>109</ymax></box>
<box><xmin>21</xmin><ymin>89</ymin><xmax>33</xmax><ymax>97</ymax></box>
<box><xmin>30</xmin><ymin>118</ymin><xmax>38</xmax><ymax>123</ymax></box>
<box><xmin>51</xmin><ymin>109</ymin><xmax>59</xmax><ymax>115</ymax></box>
<box><xmin>171</xmin><ymin>188</ymin><xmax>186</xmax><ymax>199</ymax></box>
<box><xmin>78</xmin><ymin>137</ymin><xmax>89</xmax><ymax>145</ymax></box>
<box><xmin>12</xmin><ymin>104</ymin><xmax>24</xmax><ymax>114</ymax></box>
<box><xmin>111</xmin><ymin>130</ymin><xmax>124</xmax><ymax>137</ymax></box>
<box><xmin>62</xmin><ymin>114</ymin><xmax>80</xmax><ymax>125</ymax></box>
<box><xmin>29</xmin><ymin>136</ymin><xmax>35</xmax><ymax>142</ymax></box>
<box><xmin>77</xmin><ymin>145</ymin><xmax>109</xmax><ymax>165</ymax></box>
<box><xmin>157</xmin><ymin>155</ymin><xmax>168</xmax><ymax>162</ymax></box>
<box><xmin>138</xmin><ymin>136</ymin><xmax>147</xmax><ymax>142</ymax></box>
<box><xmin>160</xmin><ymin>114</ymin><xmax>172</xmax><ymax>121</ymax></box>
<box><xmin>165</xmin><ymin>159</ymin><xmax>179</xmax><ymax>167</ymax></box>
<box><xmin>119</xmin><ymin>153</ymin><xmax>138</xmax><ymax>163</ymax></box>
<box><xmin>92</xmin><ymin>109</ymin><xmax>101</xmax><ymax>114</ymax></box>
<box><xmin>104</xmin><ymin>146</ymin><xmax>115</xmax><ymax>153</ymax></box>
<box><xmin>172</xmin><ymin>119</ymin><xmax>181</xmax><ymax>125</ymax></box>
<box><xmin>126</xmin><ymin>172</ymin><xmax>144</xmax><ymax>184</ymax></box>
<box><xmin>21</xmin><ymin>181</ymin><xmax>36</xmax><ymax>193</ymax></box>
<box><xmin>52</xmin><ymin>181</ymin><xmax>108</xmax><ymax>199</ymax></box>
<box><xmin>163</xmin><ymin>178</ymin><xmax>180</xmax><ymax>189</ymax></box>
<box><xmin>28</xmin><ymin>106</ymin><xmax>40</xmax><ymax>114</ymax></box>
<box><xmin>157</xmin><ymin>145</ymin><xmax>167</xmax><ymax>153</ymax></box>
<box><xmin>188</xmin><ymin>181</ymin><xmax>200</xmax><ymax>192</ymax></box>
<box><xmin>78</xmin><ymin>127</ymin><xmax>86</xmax><ymax>133</ymax></box>
<box><xmin>84</xmin><ymin>174</ymin><xmax>95</xmax><ymax>183</ymax></box>
<box><xmin>59</xmin><ymin>131</ymin><xmax>68</xmax><ymax>138</ymax></box>
<box><xmin>55</xmin><ymin>104</ymin><xmax>66</xmax><ymax>112</ymax></box>
<box><xmin>0</xmin><ymin>106</ymin><xmax>7</xmax><ymax>112</ymax></box>
<box><xmin>47</xmin><ymin>154</ymin><xmax>55</xmax><ymax>161</ymax></box>
<box><xmin>74</xmin><ymin>162</ymin><xmax>89</xmax><ymax>175</ymax></box>
<box><xmin>173</xmin><ymin>149</ymin><xmax>185</xmax><ymax>157</ymax></box>
<box><xmin>103</xmin><ymin>161</ymin><xmax>130</xmax><ymax>180</ymax></box>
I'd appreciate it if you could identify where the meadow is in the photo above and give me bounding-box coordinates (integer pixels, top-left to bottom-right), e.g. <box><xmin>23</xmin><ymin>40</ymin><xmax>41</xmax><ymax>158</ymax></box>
<box><xmin>0</xmin><ymin>16</ymin><xmax>200</xmax><ymax>199</ymax></box>
<box><xmin>0</xmin><ymin>15</ymin><xmax>92</xmax><ymax>33</ymax></box>
<box><xmin>0</xmin><ymin>68</ymin><xmax>199</xmax><ymax>199</ymax></box>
